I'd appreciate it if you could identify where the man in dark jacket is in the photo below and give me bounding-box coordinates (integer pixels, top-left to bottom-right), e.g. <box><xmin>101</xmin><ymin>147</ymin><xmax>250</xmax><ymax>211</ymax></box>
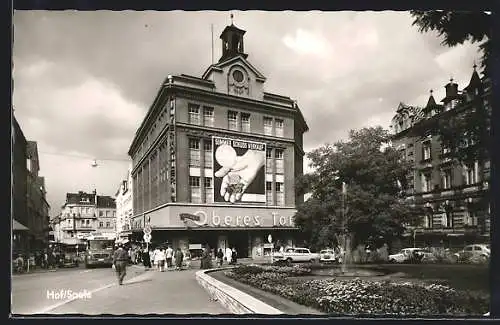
<box><xmin>113</xmin><ymin>245</ymin><xmax>129</xmax><ymax>285</ymax></box>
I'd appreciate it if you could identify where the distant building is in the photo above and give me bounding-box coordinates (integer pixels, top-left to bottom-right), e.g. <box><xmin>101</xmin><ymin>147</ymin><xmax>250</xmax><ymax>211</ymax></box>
<box><xmin>12</xmin><ymin>116</ymin><xmax>51</xmax><ymax>254</ymax></box>
<box><xmin>390</xmin><ymin>67</ymin><xmax>491</xmax><ymax>249</ymax></box>
<box><xmin>54</xmin><ymin>190</ymin><xmax>116</xmax><ymax>245</ymax></box>
<box><xmin>115</xmin><ymin>165</ymin><xmax>133</xmax><ymax>243</ymax></box>
<box><xmin>127</xmin><ymin>22</ymin><xmax>308</xmax><ymax>257</ymax></box>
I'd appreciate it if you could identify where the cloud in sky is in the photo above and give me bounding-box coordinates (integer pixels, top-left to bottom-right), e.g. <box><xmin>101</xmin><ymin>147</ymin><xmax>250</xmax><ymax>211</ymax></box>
<box><xmin>12</xmin><ymin>10</ymin><xmax>483</xmax><ymax>213</ymax></box>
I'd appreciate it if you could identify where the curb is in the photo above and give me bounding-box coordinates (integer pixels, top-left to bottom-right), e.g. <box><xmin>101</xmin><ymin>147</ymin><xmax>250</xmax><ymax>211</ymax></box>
<box><xmin>195</xmin><ymin>268</ymin><xmax>283</xmax><ymax>315</ymax></box>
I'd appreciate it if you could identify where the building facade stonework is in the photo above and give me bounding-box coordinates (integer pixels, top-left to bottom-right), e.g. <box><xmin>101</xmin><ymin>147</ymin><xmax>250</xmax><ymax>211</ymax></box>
<box><xmin>391</xmin><ymin>68</ymin><xmax>491</xmax><ymax>249</ymax></box>
<box><xmin>128</xmin><ymin>23</ymin><xmax>308</xmax><ymax>258</ymax></box>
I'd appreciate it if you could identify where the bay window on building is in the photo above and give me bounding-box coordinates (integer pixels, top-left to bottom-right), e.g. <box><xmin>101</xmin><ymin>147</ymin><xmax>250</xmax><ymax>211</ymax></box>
<box><xmin>421</xmin><ymin>172</ymin><xmax>432</xmax><ymax>192</ymax></box>
<box><xmin>189</xmin><ymin>138</ymin><xmax>200</xmax><ymax>167</ymax></box>
<box><xmin>189</xmin><ymin>104</ymin><xmax>201</xmax><ymax>125</ymax></box>
<box><xmin>228</xmin><ymin>111</ymin><xmax>238</xmax><ymax>131</ymax></box>
<box><xmin>422</xmin><ymin>140</ymin><xmax>432</xmax><ymax>160</ymax></box>
<box><xmin>275</xmin><ymin>119</ymin><xmax>284</xmax><ymax>137</ymax></box>
<box><xmin>263</xmin><ymin>117</ymin><xmax>273</xmax><ymax>136</ymax></box>
<box><xmin>275</xmin><ymin>149</ymin><xmax>284</xmax><ymax>174</ymax></box>
<box><xmin>189</xmin><ymin>176</ymin><xmax>201</xmax><ymax>203</ymax></box>
<box><xmin>204</xmin><ymin>140</ymin><xmax>212</xmax><ymax>167</ymax></box>
<box><xmin>204</xmin><ymin>177</ymin><xmax>213</xmax><ymax>203</ymax></box>
<box><xmin>276</xmin><ymin>182</ymin><xmax>284</xmax><ymax>206</ymax></box>
<box><xmin>266</xmin><ymin>181</ymin><xmax>273</xmax><ymax>204</ymax></box>
<box><xmin>203</xmin><ymin>107</ymin><xmax>214</xmax><ymax>127</ymax></box>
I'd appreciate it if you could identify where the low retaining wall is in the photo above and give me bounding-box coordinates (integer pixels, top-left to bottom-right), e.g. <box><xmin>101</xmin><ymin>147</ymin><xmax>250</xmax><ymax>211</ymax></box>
<box><xmin>196</xmin><ymin>268</ymin><xmax>283</xmax><ymax>315</ymax></box>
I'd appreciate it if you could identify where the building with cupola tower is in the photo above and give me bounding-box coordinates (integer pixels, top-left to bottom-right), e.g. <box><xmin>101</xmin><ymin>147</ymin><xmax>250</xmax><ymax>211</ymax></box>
<box><xmin>390</xmin><ymin>67</ymin><xmax>491</xmax><ymax>250</ymax></box>
<box><xmin>127</xmin><ymin>21</ymin><xmax>308</xmax><ymax>258</ymax></box>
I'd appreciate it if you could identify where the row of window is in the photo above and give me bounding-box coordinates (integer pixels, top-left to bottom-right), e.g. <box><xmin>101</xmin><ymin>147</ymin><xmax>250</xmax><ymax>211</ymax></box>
<box><xmin>188</xmin><ymin>175</ymin><xmax>284</xmax><ymax>205</ymax></box>
<box><xmin>422</xmin><ymin>211</ymin><xmax>478</xmax><ymax>229</ymax></box>
<box><xmin>65</xmin><ymin>208</ymin><xmax>116</xmax><ymax>218</ymax></box>
<box><xmin>63</xmin><ymin>218</ymin><xmax>114</xmax><ymax>228</ymax></box>
<box><xmin>419</xmin><ymin>163</ymin><xmax>478</xmax><ymax>193</ymax></box>
<box><xmin>188</xmin><ymin>103</ymin><xmax>285</xmax><ymax>137</ymax></box>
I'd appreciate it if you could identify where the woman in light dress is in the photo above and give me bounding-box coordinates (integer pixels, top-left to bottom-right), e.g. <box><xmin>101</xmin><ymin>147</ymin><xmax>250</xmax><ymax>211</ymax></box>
<box><xmin>155</xmin><ymin>247</ymin><xmax>166</xmax><ymax>272</ymax></box>
<box><xmin>225</xmin><ymin>247</ymin><xmax>232</xmax><ymax>264</ymax></box>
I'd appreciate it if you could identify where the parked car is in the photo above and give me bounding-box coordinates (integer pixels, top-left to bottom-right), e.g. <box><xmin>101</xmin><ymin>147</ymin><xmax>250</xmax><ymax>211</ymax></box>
<box><xmin>273</xmin><ymin>247</ymin><xmax>320</xmax><ymax>264</ymax></box>
<box><xmin>454</xmin><ymin>244</ymin><xmax>490</xmax><ymax>263</ymax></box>
<box><xmin>388</xmin><ymin>248</ymin><xmax>432</xmax><ymax>263</ymax></box>
<box><xmin>319</xmin><ymin>249</ymin><xmax>338</xmax><ymax>264</ymax></box>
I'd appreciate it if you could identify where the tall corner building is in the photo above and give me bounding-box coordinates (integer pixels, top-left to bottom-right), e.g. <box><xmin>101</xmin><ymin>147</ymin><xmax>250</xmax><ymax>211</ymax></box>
<box><xmin>390</xmin><ymin>67</ymin><xmax>491</xmax><ymax>249</ymax></box>
<box><xmin>127</xmin><ymin>23</ymin><xmax>309</xmax><ymax>258</ymax></box>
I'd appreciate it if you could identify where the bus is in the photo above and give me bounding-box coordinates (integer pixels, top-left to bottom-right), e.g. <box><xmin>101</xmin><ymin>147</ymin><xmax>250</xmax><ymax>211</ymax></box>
<box><xmin>84</xmin><ymin>236</ymin><xmax>115</xmax><ymax>268</ymax></box>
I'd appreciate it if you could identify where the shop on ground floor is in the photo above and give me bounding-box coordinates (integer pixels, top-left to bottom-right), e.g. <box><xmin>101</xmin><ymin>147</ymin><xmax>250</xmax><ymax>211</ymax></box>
<box><xmin>129</xmin><ymin>203</ymin><xmax>305</xmax><ymax>258</ymax></box>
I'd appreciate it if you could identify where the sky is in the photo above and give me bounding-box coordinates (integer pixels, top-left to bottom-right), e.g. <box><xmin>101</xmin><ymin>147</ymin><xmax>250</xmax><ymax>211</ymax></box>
<box><xmin>12</xmin><ymin>10</ymin><xmax>483</xmax><ymax>215</ymax></box>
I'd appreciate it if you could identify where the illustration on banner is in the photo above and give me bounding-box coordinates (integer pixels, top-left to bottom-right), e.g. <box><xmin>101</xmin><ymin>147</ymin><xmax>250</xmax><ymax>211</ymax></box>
<box><xmin>213</xmin><ymin>137</ymin><xmax>266</xmax><ymax>203</ymax></box>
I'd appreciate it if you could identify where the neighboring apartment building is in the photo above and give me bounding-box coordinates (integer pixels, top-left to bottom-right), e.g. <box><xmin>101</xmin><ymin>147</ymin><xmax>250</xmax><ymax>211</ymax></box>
<box><xmin>12</xmin><ymin>116</ymin><xmax>51</xmax><ymax>254</ymax></box>
<box><xmin>127</xmin><ymin>22</ymin><xmax>308</xmax><ymax>258</ymax></box>
<box><xmin>115</xmin><ymin>165</ymin><xmax>134</xmax><ymax>242</ymax></box>
<box><xmin>391</xmin><ymin>67</ymin><xmax>491</xmax><ymax>249</ymax></box>
<box><xmin>55</xmin><ymin>190</ymin><xmax>116</xmax><ymax>245</ymax></box>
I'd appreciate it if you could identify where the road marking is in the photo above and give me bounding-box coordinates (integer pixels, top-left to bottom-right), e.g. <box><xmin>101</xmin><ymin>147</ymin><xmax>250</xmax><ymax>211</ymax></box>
<box><xmin>33</xmin><ymin>270</ymin><xmax>150</xmax><ymax>314</ymax></box>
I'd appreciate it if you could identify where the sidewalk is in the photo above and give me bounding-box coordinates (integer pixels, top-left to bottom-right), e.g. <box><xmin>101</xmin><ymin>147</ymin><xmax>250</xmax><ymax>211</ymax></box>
<box><xmin>47</xmin><ymin>265</ymin><xmax>229</xmax><ymax>315</ymax></box>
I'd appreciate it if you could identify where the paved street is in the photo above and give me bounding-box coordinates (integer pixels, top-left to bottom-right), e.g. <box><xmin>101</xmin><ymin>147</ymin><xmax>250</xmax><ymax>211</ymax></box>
<box><xmin>12</xmin><ymin>264</ymin><xmax>228</xmax><ymax>315</ymax></box>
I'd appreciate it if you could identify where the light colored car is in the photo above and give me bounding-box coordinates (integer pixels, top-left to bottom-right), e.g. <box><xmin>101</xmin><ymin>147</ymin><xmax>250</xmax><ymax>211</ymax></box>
<box><xmin>388</xmin><ymin>248</ymin><xmax>431</xmax><ymax>263</ymax></box>
<box><xmin>319</xmin><ymin>249</ymin><xmax>338</xmax><ymax>264</ymax></box>
<box><xmin>273</xmin><ymin>247</ymin><xmax>320</xmax><ymax>264</ymax></box>
<box><xmin>454</xmin><ymin>244</ymin><xmax>490</xmax><ymax>263</ymax></box>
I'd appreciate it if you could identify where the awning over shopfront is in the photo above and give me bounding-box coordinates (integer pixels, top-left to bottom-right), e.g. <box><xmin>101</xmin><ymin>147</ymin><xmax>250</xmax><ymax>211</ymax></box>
<box><xmin>13</xmin><ymin>219</ymin><xmax>29</xmax><ymax>231</ymax></box>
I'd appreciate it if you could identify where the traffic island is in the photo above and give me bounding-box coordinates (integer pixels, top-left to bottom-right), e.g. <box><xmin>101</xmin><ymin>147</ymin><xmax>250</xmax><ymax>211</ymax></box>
<box><xmin>195</xmin><ymin>268</ymin><xmax>283</xmax><ymax>314</ymax></box>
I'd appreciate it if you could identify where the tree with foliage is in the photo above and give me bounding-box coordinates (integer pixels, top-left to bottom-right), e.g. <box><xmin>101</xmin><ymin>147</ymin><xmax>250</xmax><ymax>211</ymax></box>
<box><xmin>410</xmin><ymin>11</ymin><xmax>492</xmax><ymax>167</ymax></box>
<box><xmin>294</xmin><ymin>127</ymin><xmax>423</xmax><ymax>260</ymax></box>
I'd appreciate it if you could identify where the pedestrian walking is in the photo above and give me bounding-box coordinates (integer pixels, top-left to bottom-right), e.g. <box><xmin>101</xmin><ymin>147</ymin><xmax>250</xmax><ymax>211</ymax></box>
<box><xmin>142</xmin><ymin>248</ymin><xmax>152</xmax><ymax>269</ymax></box>
<box><xmin>184</xmin><ymin>250</ymin><xmax>191</xmax><ymax>269</ymax></box>
<box><xmin>225</xmin><ymin>247</ymin><xmax>232</xmax><ymax>265</ymax></box>
<box><xmin>113</xmin><ymin>245</ymin><xmax>129</xmax><ymax>285</ymax></box>
<box><xmin>165</xmin><ymin>245</ymin><xmax>173</xmax><ymax>270</ymax></box>
<box><xmin>152</xmin><ymin>247</ymin><xmax>160</xmax><ymax>270</ymax></box>
<box><xmin>216</xmin><ymin>248</ymin><xmax>224</xmax><ymax>267</ymax></box>
<box><xmin>174</xmin><ymin>248</ymin><xmax>184</xmax><ymax>271</ymax></box>
<box><xmin>156</xmin><ymin>247</ymin><xmax>166</xmax><ymax>272</ymax></box>
<box><xmin>231</xmin><ymin>247</ymin><xmax>238</xmax><ymax>265</ymax></box>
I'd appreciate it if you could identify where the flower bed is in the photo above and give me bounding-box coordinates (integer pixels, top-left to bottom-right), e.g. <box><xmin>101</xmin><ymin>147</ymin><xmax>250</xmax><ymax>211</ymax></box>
<box><xmin>224</xmin><ymin>264</ymin><xmax>489</xmax><ymax>316</ymax></box>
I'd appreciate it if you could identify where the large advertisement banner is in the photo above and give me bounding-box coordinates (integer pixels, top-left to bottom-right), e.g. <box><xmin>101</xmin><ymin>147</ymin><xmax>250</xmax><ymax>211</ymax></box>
<box><xmin>212</xmin><ymin>137</ymin><xmax>266</xmax><ymax>204</ymax></box>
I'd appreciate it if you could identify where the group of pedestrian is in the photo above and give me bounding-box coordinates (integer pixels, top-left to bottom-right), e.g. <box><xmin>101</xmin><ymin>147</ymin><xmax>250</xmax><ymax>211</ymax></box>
<box><xmin>216</xmin><ymin>247</ymin><xmax>238</xmax><ymax>267</ymax></box>
<box><xmin>139</xmin><ymin>245</ymin><xmax>190</xmax><ymax>272</ymax></box>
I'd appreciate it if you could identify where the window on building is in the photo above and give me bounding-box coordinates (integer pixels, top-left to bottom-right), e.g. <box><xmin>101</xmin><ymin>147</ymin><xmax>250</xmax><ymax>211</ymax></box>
<box><xmin>189</xmin><ymin>104</ymin><xmax>201</xmax><ymax>125</ymax></box>
<box><xmin>189</xmin><ymin>138</ymin><xmax>200</xmax><ymax>167</ymax></box>
<box><xmin>275</xmin><ymin>119</ymin><xmax>284</xmax><ymax>137</ymax></box>
<box><xmin>204</xmin><ymin>141</ymin><xmax>212</xmax><ymax>167</ymax></box>
<box><xmin>241</xmin><ymin>113</ymin><xmax>251</xmax><ymax>132</ymax></box>
<box><xmin>204</xmin><ymin>177</ymin><xmax>213</xmax><ymax>203</ymax></box>
<box><xmin>99</xmin><ymin>211</ymin><xmax>103</xmax><ymax>217</ymax></box>
<box><xmin>266</xmin><ymin>148</ymin><xmax>273</xmax><ymax>172</ymax></box>
<box><xmin>105</xmin><ymin>222</ymin><xmax>110</xmax><ymax>228</ymax></box>
<box><xmin>275</xmin><ymin>149</ymin><xmax>284</xmax><ymax>174</ymax></box>
<box><xmin>228</xmin><ymin>111</ymin><xmax>238</xmax><ymax>131</ymax></box>
<box><xmin>276</xmin><ymin>182</ymin><xmax>284</xmax><ymax>206</ymax></box>
<box><xmin>113</xmin><ymin>211</ymin><xmax>116</xmax><ymax>217</ymax></box>
<box><xmin>86</xmin><ymin>219</ymin><xmax>90</xmax><ymax>225</ymax></box>
<box><xmin>266</xmin><ymin>182</ymin><xmax>273</xmax><ymax>205</ymax></box>
<box><xmin>442</xmin><ymin>170</ymin><xmax>452</xmax><ymax>189</ymax></box>
<box><xmin>465</xmin><ymin>163</ymin><xmax>477</xmax><ymax>185</ymax></box>
<box><xmin>263</xmin><ymin>117</ymin><xmax>273</xmax><ymax>136</ymax></box>
<box><xmin>421</xmin><ymin>173</ymin><xmax>432</xmax><ymax>192</ymax></box>
<box><xmin>189</xmin><ymin>176</ymin><xmax>201</xmax><ymax>203</ymax></box>
<box><xmin>422</xmin><ymin>141</ymin><xmax>432</xmax><ymax>160</ymax></box>
<box><xmin>99</xmin><ymin>221</ymin><xmax>104</xmax><ymax>227</ymax></box>
<box><xmin>203</xmin><ymin>107</ymin><xmax>214</xmax><ymax>127</ymax></box>
<box><xmin>106</xmin><ymin>211</ymin><xmax>110</xmax><ymax>217</ymax></box>
<box><xmin>81</xmin><ymin>220</ymin><xmax>85</xmax><ymax>226</ymax></box>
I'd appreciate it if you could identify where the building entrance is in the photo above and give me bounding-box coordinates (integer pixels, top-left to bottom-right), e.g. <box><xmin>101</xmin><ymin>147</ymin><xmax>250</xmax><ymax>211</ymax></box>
<box><xmin>227</xmin><ymin>231</ymin><xmax>249</xmax><ymax>258</ymax></box>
